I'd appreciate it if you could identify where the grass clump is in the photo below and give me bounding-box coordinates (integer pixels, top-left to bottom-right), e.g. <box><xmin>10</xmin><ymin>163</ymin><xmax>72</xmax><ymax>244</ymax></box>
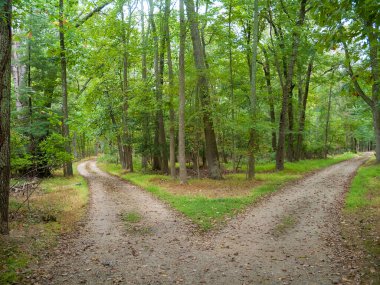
<box><xmin>272</xmin><ymin>215</ymin><xmax>297</xmax><ymax>237</ymax></box>
<box><xmin>0</xmin><ymin>163</ymin><xmax>89</xmax><ymax>284</ymax></box>
<box><xmin>121</xmin><ymin>212</ymin><xmax>142</xmax><ymax>223</ymax></box>
<box><xmin>98</xmin><ymin>153</ymin><xmax>355</xmax><ymax>231</ymax></box>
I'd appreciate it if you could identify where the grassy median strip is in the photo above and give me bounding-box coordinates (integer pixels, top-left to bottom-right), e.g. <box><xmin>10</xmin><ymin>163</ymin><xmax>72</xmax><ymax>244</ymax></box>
<box><xmin>0</xmin><ymin>164</ymin><xmax>89</xmax><ymax>285</ymax></box>
<box><xmin>98</xmin><ymin>153</ymin><xmax>355</xmax><ymax>231</ymax></box>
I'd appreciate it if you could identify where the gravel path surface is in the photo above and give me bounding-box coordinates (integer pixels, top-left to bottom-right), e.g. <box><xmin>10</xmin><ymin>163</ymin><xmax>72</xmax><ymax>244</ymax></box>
<box><xmin>32</xmin><ymin>157</ymin><xmax>367</xmax><ymax>285</ymax></box>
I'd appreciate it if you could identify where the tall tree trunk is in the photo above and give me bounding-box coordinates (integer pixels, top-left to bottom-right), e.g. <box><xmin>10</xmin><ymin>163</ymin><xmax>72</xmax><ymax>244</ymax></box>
<box><xmin>164</xmin><ymin>0</ymin><xmax>176</xmax><ymax>178</ymax></box>
<box><xmin>228</xmin><ymin>1</ymin><xmax>237</xmax><ymax>171</ymax></box>
<box><xmin>0</xmin><ymin>0</ymin><xmax>11</xmax><ymax>235</ymax></box>
<box><xmin>121</xmin><ymin>3</ymin><xmax>134</xmax><ymax>172</ymax></box>
<box><xmin>178</xmin><ymin>0</ymin><xmax>188</xmax><ymax>183</ymax></box>
<box><xmin>295</xmin><ymin>56</ymin><xmax>313</xmax><ymax>161</ymax></box>
<box><xmin>324</xmin><ymin>73</ymin><xmax>333</xmax><ymax>158</ymax></box>
<box><xmin>185</xmin><ymin>0</ymin><xmax>222</xmax><ymax>179</ymax></box>
<box><xmin>262</xmin><ymin>47</ymin><xmax>276</xmax><ymax>151</ymax></box>
<box><xmin>247</xmin><ymin>0</ymin><xmax>259</xmax><ymax>180</ymax></box>
<box><xmin>275</xmin><ymin>0</ymin><xmax>307</xmax><ymax>171</ymax></box>
<box><xmin>149</xmin><ymin>0</ymin><xmax>168</xmax><ymax>174</ymax></box>
<box><xmin>140</xmin><ymin>0</ymin><xmax>150</xmax><ymax>171</ymax></box>
<box><xmin>59</xmin><ymin>0</ymin><xmax>73</xmax><ymax>176</ymax></box>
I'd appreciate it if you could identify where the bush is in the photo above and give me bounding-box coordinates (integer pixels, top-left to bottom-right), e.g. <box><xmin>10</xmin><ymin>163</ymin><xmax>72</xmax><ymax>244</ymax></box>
<box><xmin>10</xmin><ymin>131</ymin><xmax>32</xmax><ymax>174</ymax></box>
<box><xmin>38</xmin><ymin>133</ymin><xmax>73</xmax><ymax>170</ymax></box>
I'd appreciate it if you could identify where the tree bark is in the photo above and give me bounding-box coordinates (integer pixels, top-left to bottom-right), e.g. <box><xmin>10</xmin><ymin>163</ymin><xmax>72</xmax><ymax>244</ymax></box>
<box><xmin>140</xmin><ymin>0</ymin><xmax>150</xmax><ymax>171</ymax></box>
<box><xmin>59</xmin><ymin>0</ymin><xmax>73</xmax><ymax>176</ymax></box>
<box><xmin>262</xmin><ymin>47</ymin><xmax>276</xmax><ymax>152</ymax></box>
<box><xmin>120</xmin><ymin>3</ymin><xmax>134</xmax><ymax>172</ymax></box>
<box><xmin>11</xmin><ymin>41</ymin><xmax>25</xmax><ymax>116</ymax></box>
<box><xmin>247</xmin><ymin>0</ymin><xmax>260</xmax><ymax>180</ymax></box>
<box><xmin>286</xmin><ymin>85</ymin><xmax>295</xmax><ymax>162</ymax></box>
<box><xmin>324</xmin><ymin>73</ymin><xmax>333</xmax><ymax>158</ymax></box>
<box><xmin>185</xmin><ymin>0</ymin><xmax>222</xmax><ymax>179</ymax></box>
<box><xmin>178</xmin><ymin>0</ymin><xmax>188</xmax><ymax>183</ymax></box>
<box><xmin>164</xmin><ymin>0</ymin><xmax>176</xmax><ymax>178</ymax></box>
<box><xmin>0</xmin><ymin>0</ymin><xmax>11</xmax><ymax>235</ymax></box>
<box><xmin>295</xmin><ymin>56</ymin><xmax>313</xmax><ymax>160</ymax></box>
<box><xmin>149</xmin><ymin>0</ymin><xmax>168</xmax><ymax>174</ymax></box>
<box><xmin>275</xmin><ymin>0</ymin><xmax>307</xmax><ymax>171</ymax></box>
<box><xmin>228</xmin><ymin>1</ymin><xmax>237</xmax><ymax>171</ymax></box>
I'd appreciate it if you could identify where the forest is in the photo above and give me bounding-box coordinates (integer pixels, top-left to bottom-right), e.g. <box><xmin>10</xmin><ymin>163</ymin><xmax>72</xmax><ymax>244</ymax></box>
<box><xmin>0</xmin><ymin>0</ymin><xmax>379</xmax><ymax>284</ymax></box>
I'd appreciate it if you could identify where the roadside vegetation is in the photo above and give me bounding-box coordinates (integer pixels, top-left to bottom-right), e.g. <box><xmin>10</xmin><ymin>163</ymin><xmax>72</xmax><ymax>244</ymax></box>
<box><xmin>343</xmin><ymin>159</ymin><xmax>380</xmax><ymax>284</ymax></box>
<box><xmin>0</xmin><ymin>164</ymin><xmax>89</xmax><ymax>284</ymax></box>
<box><xmin>98</xmin><ymin>153</ymin><xmax>355</xmax><ymax>231</ymax></box>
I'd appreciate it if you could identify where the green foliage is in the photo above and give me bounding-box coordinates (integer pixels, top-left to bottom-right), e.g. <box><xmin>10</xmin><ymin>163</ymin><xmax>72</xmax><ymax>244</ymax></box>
<box><xmin>10</xmin><ymin>131</ymin><xmax>32</xmax><ymax>173</ymax></box>
<box><xmin>38</xmin><ymin>133</ymin><xmax>73</xmax><ymax>170</ymax></box>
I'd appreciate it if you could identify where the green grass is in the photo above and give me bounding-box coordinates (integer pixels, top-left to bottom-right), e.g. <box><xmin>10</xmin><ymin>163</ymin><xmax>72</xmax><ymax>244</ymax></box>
<box><xmin>98</xmin><ymin>153</ymin><xmax>355</xmax><ymax>231</ymax></box>
<box><xmin>346</xmin><ymin>160</ymin><xmax>380</xmax><ymax>210</ymax></box>
<box><xmin>0</xmin><ymin>163</ymin><xmax>89</xmax><ymax>284</ymax></box>
<box><xmin>343</xmin><ymin>159</ymin><xmax>380</xmax><ymax>283</ymax></box>
<box><xmin>121</xmin><ymin>212</ymin><xmax>142</xmax><ymax>223</ymax></box>
<box><xmin>273</xmin><ymin>215</ymin><xmax>297</xmax><ymax>237</ymax></box>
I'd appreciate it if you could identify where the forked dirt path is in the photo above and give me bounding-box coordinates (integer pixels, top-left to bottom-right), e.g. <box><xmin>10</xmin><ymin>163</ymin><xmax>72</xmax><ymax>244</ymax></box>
<box><xmin>33</xmin><ymin>157</ymin><xmax>368</xmax><ymax>285</ymax></box>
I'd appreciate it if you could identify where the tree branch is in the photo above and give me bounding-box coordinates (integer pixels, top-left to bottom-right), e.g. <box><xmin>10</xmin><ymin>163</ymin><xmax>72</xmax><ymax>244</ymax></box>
<box><xmin>342</xmin><ymin>40</ymin><xmax>374</xmax><ymax>108</ymax></box>
<box><xmin>75</xmin><ymin>1</ymin><xmax>113</xmax><ymax>28</ymax></box>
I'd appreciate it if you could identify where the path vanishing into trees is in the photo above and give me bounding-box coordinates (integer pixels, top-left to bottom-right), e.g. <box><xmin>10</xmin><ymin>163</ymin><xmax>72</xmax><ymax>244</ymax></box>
<box><xmin>30</xmin><ymin>157</ymin><xmax>368</xmax><ymax>285</ymax></box>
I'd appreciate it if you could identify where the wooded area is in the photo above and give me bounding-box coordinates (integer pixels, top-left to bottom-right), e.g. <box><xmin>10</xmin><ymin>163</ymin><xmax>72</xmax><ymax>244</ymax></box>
<box><xmin>0</xmin><ymin>0</ymin><xmax>379</xmax><ymax>235</ymax></box>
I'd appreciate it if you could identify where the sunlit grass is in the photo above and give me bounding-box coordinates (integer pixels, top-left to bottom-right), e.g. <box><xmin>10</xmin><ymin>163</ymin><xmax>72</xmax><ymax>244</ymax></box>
<box><xmin>98</xmin><ymin>153</ymin><xmax>355</xmax><ymax>231</ymax></box>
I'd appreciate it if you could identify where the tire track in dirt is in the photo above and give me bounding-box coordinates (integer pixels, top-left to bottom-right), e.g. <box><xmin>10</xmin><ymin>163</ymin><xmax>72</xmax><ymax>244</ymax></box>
<box><xmin>32</xmin><ymin>156</ymin><xmax>368</xmax><ymax>285</ymax></box>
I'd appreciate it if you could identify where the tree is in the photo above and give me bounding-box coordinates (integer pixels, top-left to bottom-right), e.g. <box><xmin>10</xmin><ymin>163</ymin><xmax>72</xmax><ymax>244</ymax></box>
<box><xmin>247</xmin><ymin>0</ymin><xmax>259</xmax><ymax>180</ymax></box>
<box><xmin>0</xmin><ymin>0</ymin><xmax>12</xmax><ymax>235</ymax></box>
<box><xmin>178</xmin><ymin>0</ymin><xmax>187</xmax><ymax>183</ymax></box>
<box><xmin>272</xmin><ymin>0</ymin><xmax>308</xmax><ymax>171</ymax></box>
<box><xmin>185</xmin><ymin>0</ymin><xmax>222</xmax><ymax>179</ymax></box>
<box><xmin>59</xmin><ymin>0</ymin><xmax>73</xmax><ymax>176</ymax></box>
<box><xmin>315</xmin><ymin>0</ymin><xmax>379</xmax><ymax>162</ymax></box>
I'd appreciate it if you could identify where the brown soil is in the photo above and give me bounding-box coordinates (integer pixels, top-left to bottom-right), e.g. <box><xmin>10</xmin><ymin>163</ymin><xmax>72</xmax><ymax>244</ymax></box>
<box><xmin>25</xmin><ymin>156</ymin><xmax>371</xmax><ymax>284</ymax></box>
<box><xmin>150</xmin><ymin>176</ymin><xmax>262</xmax><ymax>198</ymax></box>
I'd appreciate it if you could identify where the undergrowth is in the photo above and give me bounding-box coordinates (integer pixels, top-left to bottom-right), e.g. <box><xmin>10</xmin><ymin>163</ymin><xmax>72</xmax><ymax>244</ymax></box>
<box><xmin>0</xmin><ymin>163</ymin><xmax>89</xmax><ymax>284</ymax></box>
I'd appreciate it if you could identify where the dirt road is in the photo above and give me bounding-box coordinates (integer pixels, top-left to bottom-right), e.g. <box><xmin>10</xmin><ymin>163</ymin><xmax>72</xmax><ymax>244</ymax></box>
<box><xmin>33</xmin><ymin>157</ymin><xmax>367</xmax><ymax>285</ymax></box>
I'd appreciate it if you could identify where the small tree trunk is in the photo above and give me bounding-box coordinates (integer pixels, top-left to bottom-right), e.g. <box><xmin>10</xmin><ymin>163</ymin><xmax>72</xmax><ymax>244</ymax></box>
<box><xmin>262</xmin><ymin>47</ymin><xmax>276</xmax><ymax>152</ymax></box>
<box><xmin>324</xmin><ymin>72</ymin><xmax>333</xmax><ymax>158</ymax></box>
<box><xmin>287</xmin><ymin>86</ymin><xmax>295</xmax><ymax>162</ymax></box>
